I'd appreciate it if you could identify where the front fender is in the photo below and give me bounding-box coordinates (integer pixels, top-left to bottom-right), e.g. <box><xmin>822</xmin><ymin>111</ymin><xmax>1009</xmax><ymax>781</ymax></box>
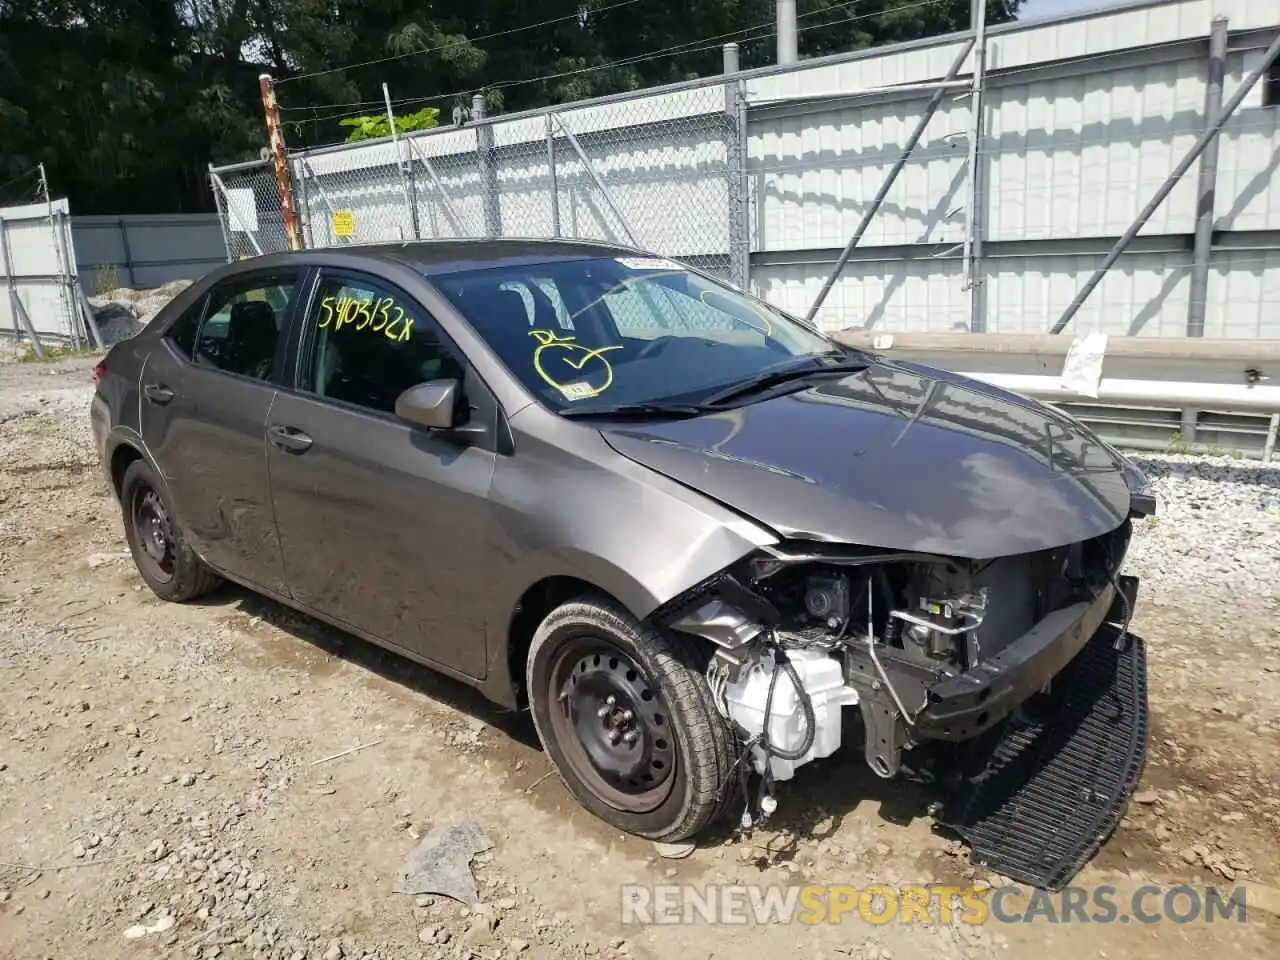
<box><xmin>477</xmin><ymin>408</ymin><xmax>777</xmax><ymax>707</ymax></box>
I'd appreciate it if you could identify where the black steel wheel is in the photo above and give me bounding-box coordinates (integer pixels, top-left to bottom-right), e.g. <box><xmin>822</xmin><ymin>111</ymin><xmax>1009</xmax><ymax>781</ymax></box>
<box><xmin>130</xmin><ymin>484</ymin><xmax>175</xmax><ymax>583</ymax></box>
<box><xmin>527</xmin><ymin>597</ymin><xmax>737</xmax><ymax>842</ymax></box>
<box><xmin>120</xmin><ymin>459</ymin><xmax>222</xmax><ymax>603</ymax></box>
<box><xmin>547</xmin><ymin>637</ymin><xmax>678</xmax><ymax>813</ymax></box>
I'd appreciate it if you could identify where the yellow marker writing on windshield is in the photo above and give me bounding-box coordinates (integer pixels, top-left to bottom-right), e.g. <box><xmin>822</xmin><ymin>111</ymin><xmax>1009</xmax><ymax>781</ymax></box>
<box><xmin>529</xmin><ymin>329</ymin><xmax>621</xmax><ymax>399</ymax></box>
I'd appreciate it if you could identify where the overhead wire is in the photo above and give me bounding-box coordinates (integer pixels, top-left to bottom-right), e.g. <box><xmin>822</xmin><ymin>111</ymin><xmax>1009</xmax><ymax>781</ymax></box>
<box><xmin>0</xmin><ymin>166</ymin><xmax>40</xmax><ymax>203</ymax></box>
<box><xmin>275</xmin><ymin>0</ymin><xmax>645</xmax><ymax>87</ymax></box>
<box><xmin>281</xmin><ymin>0</ymin><xmax>950</xmax><ymax>128</ymax></box>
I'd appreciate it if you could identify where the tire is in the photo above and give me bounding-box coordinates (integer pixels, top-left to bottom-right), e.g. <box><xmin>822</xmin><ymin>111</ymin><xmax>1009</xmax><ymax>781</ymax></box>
<box><xmin>526</xmin><ymin>597</ymin><xmax>738</xmax><ymax>843</ymax></box>
<box><xmin>120</xmin><ymin>459</ymin><xmax>222</xmax><ymax>602</ymax></box>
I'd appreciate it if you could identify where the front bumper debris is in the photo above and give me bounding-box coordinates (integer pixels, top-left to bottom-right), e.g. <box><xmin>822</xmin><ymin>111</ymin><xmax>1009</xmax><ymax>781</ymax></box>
<box><xmin>935</xmin><ymin>624</ymin><xmax>1149</xmax><ymax>890</ymax></box>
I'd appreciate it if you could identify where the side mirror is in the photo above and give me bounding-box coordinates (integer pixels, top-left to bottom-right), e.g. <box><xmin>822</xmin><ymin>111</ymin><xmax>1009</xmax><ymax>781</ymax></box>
<box><xmin>395</xmin><ymin>379</ymin><xmax>461</xmax><ymax>430</ymax></box>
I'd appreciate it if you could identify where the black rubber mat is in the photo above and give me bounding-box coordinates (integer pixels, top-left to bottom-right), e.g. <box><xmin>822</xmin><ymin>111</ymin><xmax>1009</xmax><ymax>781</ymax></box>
<box><xmin>937</xmin><ymin>627</ymin><xmax>1149</xmax><ymax>891</ymax></box>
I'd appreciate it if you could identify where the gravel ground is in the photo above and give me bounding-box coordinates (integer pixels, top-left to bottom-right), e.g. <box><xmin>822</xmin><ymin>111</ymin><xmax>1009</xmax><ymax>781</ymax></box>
<box><xmin>0</xmin><ymin>356</ymin><xmax>1278</xmax><ymax>960</ymax></box>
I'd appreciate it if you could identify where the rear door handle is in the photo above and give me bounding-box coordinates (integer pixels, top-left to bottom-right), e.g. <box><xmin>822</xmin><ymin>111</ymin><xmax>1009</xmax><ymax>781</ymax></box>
<box><xmin>267</xmin><ymin>424</ymin><xmax>313</xmax><ymax>454</ymax></box>
<box><xmin>143</xmin><ymin>383</ymin><xmax>174</xmax><ymax>405</ymax></box>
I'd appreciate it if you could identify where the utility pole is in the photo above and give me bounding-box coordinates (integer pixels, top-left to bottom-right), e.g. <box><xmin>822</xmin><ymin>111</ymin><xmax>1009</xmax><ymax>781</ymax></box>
<box><xmin>258</xmin><ymin>73</ymin><xmax>303</xmax><ymax>251</ymax></box>
<box><xmin>776</xmin><ymin>0</ymin><xmax>798</xmax><ymax>65</ymax></box>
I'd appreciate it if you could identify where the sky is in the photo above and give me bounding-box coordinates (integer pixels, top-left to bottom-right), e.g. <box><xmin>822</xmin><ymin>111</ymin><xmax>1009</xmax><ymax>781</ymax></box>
<box><xmin>1020</xmin><ymin>0</ymin><xmax>1130</xmax><ymax>19</ymax></box>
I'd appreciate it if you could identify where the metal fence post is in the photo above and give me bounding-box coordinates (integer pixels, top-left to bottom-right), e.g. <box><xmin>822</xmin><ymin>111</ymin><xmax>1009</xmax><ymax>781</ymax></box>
<box><xmin>117</xmin><ymin>217</ymin><xmax>137</xmax><ymax>288</ymax></box>
<box><xmin>295</xmin><ymin>155</ymin><xmax>315</xmax><ymax>247</ymax></box>
<box><xmin>209</xmin><ymin>166</ymin><xmax>235</xmax><ymax>262</ymax></box>
<box><xmin>38</xmin><ymin>163</ymin><xmax>77</xmax><ymax>346</ymax></box>
<box><xmin>258</xmin><ymin>73</ymin><xmax>303</xmax><ymax>251</ymax></box>
<box><xmin>804</xmin><ymin>36</ymin><xmax>977</xmax><ymax>326</ymax></box>
<box><xmin>474</xmin><ymin>94</ymin><xmax>502</xmax><ymax>238</ymax></box>
<box><xmin>56</xmin><ymin>210</ymin><xmax>102</xmax><ymax>349</ymax></box>
<box><xmin>384</xmin><ymin>83</ymin><xmax>421</xmax><ymax>240</ymax></box>
<box><xmin>1187</xmin><ymin>16</ymin><xmax>1228</xmax><ymax>338</ymax></box>
<box><xmin>724</xmin><ymin>43</ymin><xmax>750</xmax><ymax>291</ymax></box>
<box><xmin>1051</xmin><ymin>27</ymin><xmax>1280</xmax><ymax>334</ymax></box>
<box><xmin>546</xmin><ymin>112</ymin><xmax>561</xmax><ymax>238</ymax></box>
<box><xmin>962</xmin><ymin>0</ymin><xmax>989</xmax><ymax>333</ymax></box>
<box><xmin>53</xmin><ymin>210</ymin><xmax>86</xmax><ymax>345</ymax></box>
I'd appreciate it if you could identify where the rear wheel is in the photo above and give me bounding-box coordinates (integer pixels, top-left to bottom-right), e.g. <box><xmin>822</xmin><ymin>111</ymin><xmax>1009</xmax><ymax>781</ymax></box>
<box><xmin>526</xmin><ymin>597</ymin><xmax>737</xmax><ymax>843</ymax></box>
<box><xmin>120</xmin><ymin>460</ymin><xmax>221</xmax><ymax>602</ymax></box>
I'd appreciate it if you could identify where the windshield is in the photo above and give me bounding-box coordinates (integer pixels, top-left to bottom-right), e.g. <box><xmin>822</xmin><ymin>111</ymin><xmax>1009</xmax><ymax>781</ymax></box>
<box><xmin>431</xmin><ymin>255</ymin><xmax>848</xmax><ymax>411</ymax></box>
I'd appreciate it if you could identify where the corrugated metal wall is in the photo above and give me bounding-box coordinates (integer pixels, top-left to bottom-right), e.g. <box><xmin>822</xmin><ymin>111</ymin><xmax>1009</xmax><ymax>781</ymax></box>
<box><xmin>72</xmin><ymin>214</ymin><xmax>227</xmax><ymax>292</ymax></box>
<box><xmin>0</xmin><ymin>199</ymin><xmax>79</xmax><ymax>342</ymax></box>
<box><xmin>745</xmin><ymin>0</ymin><xmax>1280</xmax><ymax>338</ymax></box>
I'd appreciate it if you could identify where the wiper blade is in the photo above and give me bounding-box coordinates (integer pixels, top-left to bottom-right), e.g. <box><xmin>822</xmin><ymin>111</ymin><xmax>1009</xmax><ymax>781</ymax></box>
<box><xmin>702</xmin><ymin>359</ymin><xmax>869</xmax><ymax>407</ymax></box>
<box><xmin>558</xmin><ymin>401</ymin><xmax>709</xmax><ymax>420</ymax></box>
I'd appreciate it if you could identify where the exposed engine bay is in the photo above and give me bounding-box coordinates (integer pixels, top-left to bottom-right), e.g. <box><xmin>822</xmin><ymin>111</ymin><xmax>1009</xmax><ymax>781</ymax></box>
<box><xmin>660</xmin><ymin>518</ymin><xmax>1142</xmax><ymax>840</ymax></box>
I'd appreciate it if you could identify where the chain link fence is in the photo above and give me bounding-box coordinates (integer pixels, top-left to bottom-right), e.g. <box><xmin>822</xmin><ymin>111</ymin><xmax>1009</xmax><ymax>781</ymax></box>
<box><xmin>211</xmin><ymin>80</ymin><xmax>746</xmax><ymax>285</ymax></box>
<box><xmin>209</xmin><ymin>160</ymin><xmax>296</xmax><ymax>258</ymax></box>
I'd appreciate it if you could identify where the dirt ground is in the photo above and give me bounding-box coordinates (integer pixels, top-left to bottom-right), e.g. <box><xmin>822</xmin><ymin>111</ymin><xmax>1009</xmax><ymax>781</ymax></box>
<box><xmin>1</xmin><ymin>355</ymin><xmax>1278</xmax><ymax>960</ymax></box>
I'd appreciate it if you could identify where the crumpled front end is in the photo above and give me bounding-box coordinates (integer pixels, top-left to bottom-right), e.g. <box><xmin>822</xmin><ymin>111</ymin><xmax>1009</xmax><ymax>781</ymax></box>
<box><xmin>656</xmin><ymin>508</ymin><xmax>1152</xmax><ymax>890</ymax></box>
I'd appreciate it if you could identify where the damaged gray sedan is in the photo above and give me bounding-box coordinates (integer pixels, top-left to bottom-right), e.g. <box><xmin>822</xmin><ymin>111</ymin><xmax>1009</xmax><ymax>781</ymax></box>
<box><xmin>91</xmin><ymin>240</ymin><xmax>1155</xmax><ymax>889</ymax></box>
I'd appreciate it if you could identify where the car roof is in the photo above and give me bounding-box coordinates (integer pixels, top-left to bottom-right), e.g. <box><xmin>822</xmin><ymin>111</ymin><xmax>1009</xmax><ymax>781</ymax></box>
<box><xmin>220</xmin><ymin>238</ymin><xmax>644</xmax><ymax>281</ymax></box>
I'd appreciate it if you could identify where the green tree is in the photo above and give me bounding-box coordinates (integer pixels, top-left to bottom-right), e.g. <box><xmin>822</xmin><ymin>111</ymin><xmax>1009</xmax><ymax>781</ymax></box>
<box><xmin>0</xmin><ymin>0</ymin><xmax>1022</xmax><ymax>215</ymax></box>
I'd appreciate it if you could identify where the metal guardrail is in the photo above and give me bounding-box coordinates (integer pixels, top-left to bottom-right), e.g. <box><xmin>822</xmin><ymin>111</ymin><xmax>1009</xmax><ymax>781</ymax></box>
<box><xmin>833</xmin><ymin>331</ymin><xmax>1280</xmax><ymax>461</ymax></box>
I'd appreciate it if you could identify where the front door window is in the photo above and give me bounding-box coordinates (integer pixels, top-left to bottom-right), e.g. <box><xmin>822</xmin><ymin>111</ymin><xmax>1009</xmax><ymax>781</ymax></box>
<box><xmin>301</xmin><ymin>275</ymin><xmax>464</xmax><ymax>413</ymax></box>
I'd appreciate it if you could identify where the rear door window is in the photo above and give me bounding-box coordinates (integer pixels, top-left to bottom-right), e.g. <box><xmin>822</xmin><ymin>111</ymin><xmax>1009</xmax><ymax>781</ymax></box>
<box><xmin>164</xmin><ymin>298</ymin><xmax>206</xmax><ymax>359</ymax></box>
<box><xmin>193</xmin><ymin>273</ymin><xmax>299</xmax><ymax>381</ymax></box>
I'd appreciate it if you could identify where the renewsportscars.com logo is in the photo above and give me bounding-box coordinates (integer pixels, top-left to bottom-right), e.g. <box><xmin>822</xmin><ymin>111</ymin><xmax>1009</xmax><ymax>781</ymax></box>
<box><xmin>620</xmin><ymin>883</ymin><xmax>1253</xmax><ymax>926</ymax></box>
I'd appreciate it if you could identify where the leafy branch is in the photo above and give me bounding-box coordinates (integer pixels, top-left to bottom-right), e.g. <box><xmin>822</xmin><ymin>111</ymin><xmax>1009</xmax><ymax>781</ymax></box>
<box><xmin>338</xmin><ymin>106</ymin><xmax>440</xmax><ymax>143</ymax></box>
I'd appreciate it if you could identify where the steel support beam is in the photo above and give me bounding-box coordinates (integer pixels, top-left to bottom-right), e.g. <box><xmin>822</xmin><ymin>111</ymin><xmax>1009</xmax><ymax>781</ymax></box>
<box><xmin>406</xmin><ymin>138</ymin><xmax>466</xmax><ymax>237</ymax></box>
<box><xmin>384</xmin><ymin>83</ymin><xmax>420</xmax><ymax>240</ymax></box>
<box><xmin>1187</xmin><ymin>16</ymin><xmax>1229</xmax><ymax>338</ymax></box>
<box><xmin>552</xmin><ymin>113</ymin><xmax>641</xmax><ymax>247</ymax></box>
<box><xmin>962</xmin><ymin>0</ymin><xmax>989</xmax><ymax>332</ymax></box>
<box><xmin>1051</xmin><ymin>27</ymin><xmax>1280</xmax><ymax>335</ymax></box>
<box><xmin>803</xmin><ymin>36</ymin><xmax>977</xmax><ymax>326</ymax></box>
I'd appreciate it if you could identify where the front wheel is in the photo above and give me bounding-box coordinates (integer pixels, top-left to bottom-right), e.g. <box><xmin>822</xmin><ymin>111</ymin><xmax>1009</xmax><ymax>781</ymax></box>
<box><xmin>526</xmin><ymin>598</ymin><xmax>737</xmax><ymax>843</ymax></box>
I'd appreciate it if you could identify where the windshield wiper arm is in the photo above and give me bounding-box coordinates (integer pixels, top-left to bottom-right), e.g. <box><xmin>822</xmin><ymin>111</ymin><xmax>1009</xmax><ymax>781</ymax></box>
<box><xmin>558</xmin><ymin>401</ymin><xmax>709</xmax><ymax>420</ymax></box>
<box><xmin>701</xmin><ymin>359</ymin><xmax>869</xmax><ymax>407</ymax></box>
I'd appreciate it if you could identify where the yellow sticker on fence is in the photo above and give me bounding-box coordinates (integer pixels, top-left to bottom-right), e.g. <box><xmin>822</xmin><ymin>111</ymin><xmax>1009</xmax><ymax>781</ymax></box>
<box><xmin>332</xmin><ymin>210</ymin><xmax>355</xmax><ymax>237</ymax></box>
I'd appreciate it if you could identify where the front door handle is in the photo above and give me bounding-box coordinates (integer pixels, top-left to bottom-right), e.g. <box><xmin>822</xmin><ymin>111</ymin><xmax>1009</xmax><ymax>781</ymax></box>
<box><xmin>267</xmin><ymin>424</ymin><xmax>313</xmax><ymax>454</ymax></box>
<box><xmin>143</xmin><ymin>383</ymin><xmax>174</xmax><ymax>405</ymax></box>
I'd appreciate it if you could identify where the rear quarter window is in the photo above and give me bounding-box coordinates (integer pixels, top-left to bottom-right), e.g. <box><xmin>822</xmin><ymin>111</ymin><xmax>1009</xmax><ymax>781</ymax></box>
<box><xmin>163</xmin><ymin>298</ymin><xmax>206</xmax><ymax>359</ymax></box>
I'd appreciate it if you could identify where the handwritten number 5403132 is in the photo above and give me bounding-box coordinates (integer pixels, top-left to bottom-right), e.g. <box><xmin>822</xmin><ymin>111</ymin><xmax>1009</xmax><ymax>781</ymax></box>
<box><xmin>318</xmin><ymin>295</ymin><xmax>413</xmax><ymax>342</ymax></box>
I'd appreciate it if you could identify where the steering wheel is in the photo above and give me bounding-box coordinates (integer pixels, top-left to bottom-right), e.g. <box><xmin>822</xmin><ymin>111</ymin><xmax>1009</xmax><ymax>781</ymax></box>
<box><xmin>635</xmin><ymin>335</ymin><xmax>682</xmax><ymax>360</ymax></box>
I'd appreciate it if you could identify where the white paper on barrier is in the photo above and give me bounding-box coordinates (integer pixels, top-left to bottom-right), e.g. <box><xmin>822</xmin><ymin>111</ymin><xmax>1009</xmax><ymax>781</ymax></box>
<box><xmin>1060</xmin><ymin>332</ymin><xmax>1108</xmax><ymax>398</ymax></box>
<box><xmin>224</xmin><ymin>188</ymin><xmax>259</xmax><ymax>234</ymax></box>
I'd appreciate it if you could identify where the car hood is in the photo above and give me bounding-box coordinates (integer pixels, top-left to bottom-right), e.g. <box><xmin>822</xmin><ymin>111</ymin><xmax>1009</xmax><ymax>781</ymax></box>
<box><xmin>599</xmin><ymin>359</ymin><xmax>1141</xmax><ymax>559</ymax></box>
